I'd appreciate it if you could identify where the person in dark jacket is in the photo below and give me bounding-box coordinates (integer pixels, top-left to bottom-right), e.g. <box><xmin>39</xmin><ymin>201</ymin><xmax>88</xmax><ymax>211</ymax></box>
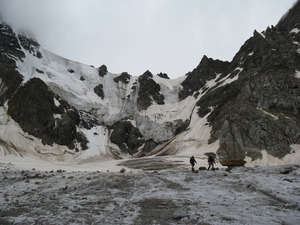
<box><xmin>207</xmin><ymin>155</ymin><xmax>215</xmax><ymax>171</ymax></box>
<box><xmin>190</xmin><ymin>156</ymin><xmax>197</xmax><ymax>171</ymax></box>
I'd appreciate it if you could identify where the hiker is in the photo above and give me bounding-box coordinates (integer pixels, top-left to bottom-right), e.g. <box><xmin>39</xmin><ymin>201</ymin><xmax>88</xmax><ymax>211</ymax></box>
<box><xmin>190</xmin><ymin>156</ymin><xmax>197</xmax><ymax>171</ymax></box>
<box><xmin>207</xmin><ymin>155</ymin><xmax>215</xmax><ymax>171</ymax></box>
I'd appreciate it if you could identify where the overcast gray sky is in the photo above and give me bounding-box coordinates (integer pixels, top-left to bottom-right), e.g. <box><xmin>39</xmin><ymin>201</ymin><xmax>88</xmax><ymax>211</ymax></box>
<box><xmin>0</xmin><ymin>0</ymin><xmax>296</xmax><ymax>78</ymax></box>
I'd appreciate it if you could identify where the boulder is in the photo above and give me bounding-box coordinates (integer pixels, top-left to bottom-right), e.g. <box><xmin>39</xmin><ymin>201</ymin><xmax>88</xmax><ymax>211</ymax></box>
<box><xmin>219</xmin><ymin>159</ymin><xmax>246</xmax><ymax>167</ymax></box>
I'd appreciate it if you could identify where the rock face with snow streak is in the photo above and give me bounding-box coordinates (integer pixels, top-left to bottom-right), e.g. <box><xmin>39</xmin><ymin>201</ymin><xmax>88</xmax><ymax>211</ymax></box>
<box><xmin>179</xmin><ymin>55</ymin><xmax>230</xmax><ymax>100</ymax></box>
<box><xmin>0</xmin><ymin>23</ymin><xmax>24</xmax><ymax>105</ymax></box>
<box><xmin>0</xmin><ymin>1</ymin><xmax>300</xmax><ymax>166</ymax></box>
<box><xmin>195</xmin><ymin>3</ymin><xmax>300</xmax><ymax>165</ymax></box>
<box><xmin>7</xmin><ymin>77</ymin><xmax>88</xmax><ymax>150</ymax></box>
<box><xmin>110</xmin><ymin>120</ymin><xmax>144</xmax><ymax>155</ymax></box>
<box><xmin>137</xmin><ymin>70</ymin><xmax>165</xmax><ymax>110</ymax></box>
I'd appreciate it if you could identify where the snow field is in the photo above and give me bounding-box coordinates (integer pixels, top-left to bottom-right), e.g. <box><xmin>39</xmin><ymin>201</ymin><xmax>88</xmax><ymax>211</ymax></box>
<box><xmin>0</xmin><ymin>162</ymin><xmax>299</xmax><ymax>225</ymax></box>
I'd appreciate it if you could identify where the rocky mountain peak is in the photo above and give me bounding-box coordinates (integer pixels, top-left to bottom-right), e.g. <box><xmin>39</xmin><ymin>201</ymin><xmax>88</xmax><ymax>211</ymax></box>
<box><xmin>179</xmin><ymin>55</ymin><xmax>229</xmax><ymax>100</ymax></box>
<box><xmin>194</xmin><ymin>2</ymin><xmax>300</xmax><ymax>166</ymax></box>
<box><xmin>141</xmin><ymin>70</ymin><xmax>153</xmax><ymax>78</ymax></box>
<box><xmin>276</xmin><ymin>0</ymin><xmax>300</xmax><ymax>35</ymax></box>
<box><xmin>157</xmin><ymin>72</ymin><xmax>170</xmax><ymax>79</ymax></box>
<box><xmin>0</xmin><ymin>22</ymin><xmax>24</xmax><ymax>105</ymax></box>
<box><xmin>18</xmin><ymin>33</ymin><xmax>42</xmax><ymax>58</ymax></box>
<box><xmin>137</xmin><ymin>70</ymin><xmax>164</xmax><ymax>110</ymax></box>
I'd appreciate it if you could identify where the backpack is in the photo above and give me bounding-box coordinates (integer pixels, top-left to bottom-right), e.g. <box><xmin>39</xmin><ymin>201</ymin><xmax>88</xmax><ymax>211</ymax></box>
<box><xmin>208</xmin><ymin>156</ymin><xmax>214</xmax><ymax>163</ymax></box>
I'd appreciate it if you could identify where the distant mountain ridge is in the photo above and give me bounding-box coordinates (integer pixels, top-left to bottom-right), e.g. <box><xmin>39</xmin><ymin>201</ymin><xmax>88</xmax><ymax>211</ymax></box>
<box><xmin>0</xmin><ymin>1</ymin><xmax>299</xmax><ymax>166</ymax></box>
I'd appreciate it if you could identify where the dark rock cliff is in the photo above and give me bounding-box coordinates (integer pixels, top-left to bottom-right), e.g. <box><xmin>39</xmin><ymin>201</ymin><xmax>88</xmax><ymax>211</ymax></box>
<box><xmin>137</xmin><ymin>70</ymin><xmax>165</xmax><ymax>110</ymax></box>
<box><xmin>113</xmin><ymin>72</ymin><xmax>131</xmax><ymax>84</ymax></box>
<box><xmin>98</xmin><ymin>64</ymin><xmax>108</xmax><ymax>77</ymax></box>
<box><xmin>110</xmin><ymin>121</ymin><xmax>144</xmax><ymax>155</ymax></box>
<box><xmin>194</xmin><ymin>1</ymin><xmax>300</xmax><ymax>166</ymax></box>
<box><xmin>179</xmin><ymin>56</ymin><xmax>230</xmax><ymax>100</ymax></box>
<box><xmin>0</xmin><ymin>22</ymin><xmax>24</xmax><ymax>105</ymax></box>
<box><xmin>18</xmin><ymin>33</ymin><xmax>42</xmax><ymax>58</ymax></box>
<box><xmin>7</xmin><ymin>78</ymin><xmax>88</xmax><ymax>150</ymax></box>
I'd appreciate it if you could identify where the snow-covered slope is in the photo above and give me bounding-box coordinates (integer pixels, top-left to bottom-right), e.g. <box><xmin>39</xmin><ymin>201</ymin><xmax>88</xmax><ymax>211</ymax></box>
<box><xmin>0</xmin><ymin>22</ymin><xmax>199</xmax><ymax>163</ymax></box>
<box><xmin>0</xmin><ymin>1</ymin><xmax>300</xmax><ymax>168</ymax></box>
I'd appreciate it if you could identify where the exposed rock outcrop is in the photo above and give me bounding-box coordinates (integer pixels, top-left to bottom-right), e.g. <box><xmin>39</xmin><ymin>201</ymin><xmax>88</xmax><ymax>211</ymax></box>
<box><xmin>110</xmin><ymin>121</ymin><xmax>144</xmax><ymax>155</ymax></box>
<box><xmin>7</xmin><ymin>78</ymin><xmax>88</xmax><ymax>150</ymax></box>
<box><xmin>94</xmin><ymin>84</ymin><xmax>105</xmax><ymax>99</ymax></box>
<box><xmin>98</xmin><ymin>64</ymin><xmax>108</xmax><ymax>77</ymax></box>
<box><xmin>179</xmin><ymin>56</ymin><xmax>230</xmax><ymax>100</ymax></box>
<box><xmin>137</xmin><ymin>70</ymin><xmax>165</xmax><ymax>110</ymax></box>
<box><xmin>0</xmin><ymin>22</ymin><xmax>24</xmax><ymax>105</ymax></box>
<box><xmin>18</xmin><ymin>33</ymin><xmax>42</xmax><ymax>58</ymax></box>
<box><xmin>157</xmin><ymin>72</ymin><xmax>170</xmax><ymax>79</ymax></box>
<box><xmin>194</xmin><ymin>3</ymin><xmax>300</xmax><ymax>166</ymax></box>
<box><xmin>113</xmin><ymin>72</ymin><xmax>131</xmax><ymax>84</ymax></box>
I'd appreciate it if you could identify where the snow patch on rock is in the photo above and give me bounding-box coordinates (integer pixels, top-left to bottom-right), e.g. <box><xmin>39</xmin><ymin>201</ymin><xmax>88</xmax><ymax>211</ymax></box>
<box><xmin>246</xmin><ymin>145</ymin><xmax>300</xmax><ymax>166</ymax></box>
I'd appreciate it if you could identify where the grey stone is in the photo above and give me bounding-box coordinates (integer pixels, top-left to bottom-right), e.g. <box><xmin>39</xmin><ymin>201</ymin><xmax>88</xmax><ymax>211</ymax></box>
<box><xmin>173</xmin><ymin>209</ymin><xmax>189</xmax><ymax>220</ymax></box>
